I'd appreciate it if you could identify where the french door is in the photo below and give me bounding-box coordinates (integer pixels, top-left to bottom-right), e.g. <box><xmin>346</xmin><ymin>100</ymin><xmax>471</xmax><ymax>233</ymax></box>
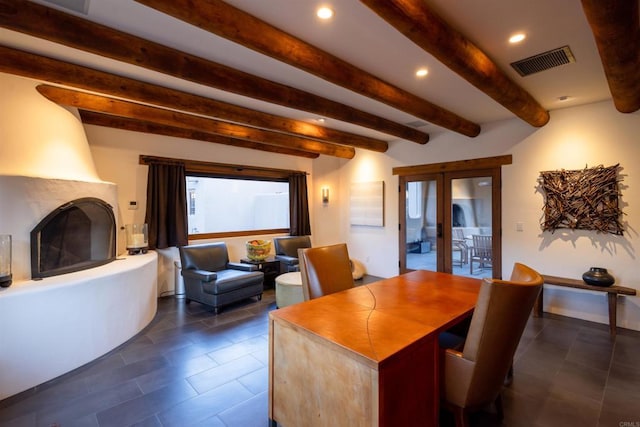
<box><xmin>398</xmin><ymin>166</ymin><xmax>503</xmax><ymax>278</ymax></box>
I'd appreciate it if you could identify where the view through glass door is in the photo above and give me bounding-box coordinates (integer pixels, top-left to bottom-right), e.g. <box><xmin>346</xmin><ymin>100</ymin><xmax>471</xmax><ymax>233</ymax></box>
<box><xmin>403</xmin><ymin>176</ymin><xmax>443</xmax><ymax>273</ymax></box>
<box><xmin>400</xmin><ymin>168</ymin><xmax>501</xmax><ymax>279</ymax></box>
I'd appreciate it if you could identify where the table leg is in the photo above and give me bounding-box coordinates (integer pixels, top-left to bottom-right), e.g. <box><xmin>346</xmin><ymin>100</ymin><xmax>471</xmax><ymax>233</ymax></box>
<box><xmin>607</xmin><ymin>293</ymin><xmax>617</xmax><ymax>337</ymax></box>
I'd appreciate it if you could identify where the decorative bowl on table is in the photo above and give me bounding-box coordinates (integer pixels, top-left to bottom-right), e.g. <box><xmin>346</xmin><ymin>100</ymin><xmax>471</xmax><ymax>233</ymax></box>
<box><xmin>582</xmin><ymin>267</ymin><xmax>615</xmax><ymax>287</ymax></box>
<box><xmin>246</xmin><ymin>239</ymin><xmax>271</xmax><ymax>261</ymax></box>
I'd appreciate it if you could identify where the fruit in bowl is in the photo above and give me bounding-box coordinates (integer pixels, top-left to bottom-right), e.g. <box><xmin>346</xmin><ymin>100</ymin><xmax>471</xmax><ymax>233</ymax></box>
<box><xmin>246</xmin><ymin>239</ymin><xmax>271</xmax><ymax>261</ymax></box>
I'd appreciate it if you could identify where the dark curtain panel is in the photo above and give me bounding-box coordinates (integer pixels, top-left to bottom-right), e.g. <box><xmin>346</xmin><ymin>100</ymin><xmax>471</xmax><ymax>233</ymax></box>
<box><xmin>144</xmin><ymin>162</ymin><xmax>188</xmax><ymax>249</ymax></box>
<box><xmin>289</xmin><ymin>173</ymin><xmax>311</xmax><ymax>236</ymax></box>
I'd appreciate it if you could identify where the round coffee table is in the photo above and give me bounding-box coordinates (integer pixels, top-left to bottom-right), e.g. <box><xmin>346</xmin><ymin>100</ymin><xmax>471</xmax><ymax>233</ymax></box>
<box><xmin>275</xmin><ymin>272</ymin><xmax>304</xmax><ymax>308</ymax></box>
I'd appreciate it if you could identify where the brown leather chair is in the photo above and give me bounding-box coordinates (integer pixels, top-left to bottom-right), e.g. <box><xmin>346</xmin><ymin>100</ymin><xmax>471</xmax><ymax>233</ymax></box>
<box><xmin>441</xmin><ymin>262</ymin><xmax>543</xmax><ymax>427</ymax></box>
<box><xmin>298</xmin><ymin>243</ymin><xmax>354</xmax><ymax>300</ymax></box>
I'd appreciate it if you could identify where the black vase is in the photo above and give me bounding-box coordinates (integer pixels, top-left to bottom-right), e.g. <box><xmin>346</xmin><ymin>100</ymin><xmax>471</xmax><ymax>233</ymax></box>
<box><xmin>582</xmin><ymin>267</ymin><xmax>615</xmax><ymax>287</ymax></box>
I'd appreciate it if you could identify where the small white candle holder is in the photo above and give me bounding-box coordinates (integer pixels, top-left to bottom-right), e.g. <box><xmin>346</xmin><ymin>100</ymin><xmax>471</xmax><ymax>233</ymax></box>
<box><xmin>125</xmin><ymin>224</ymin><xmax>149</xmax><ymax>255</ymax></box>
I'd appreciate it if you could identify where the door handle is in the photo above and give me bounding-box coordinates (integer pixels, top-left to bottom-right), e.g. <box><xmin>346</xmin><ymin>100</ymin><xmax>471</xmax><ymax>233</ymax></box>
<box><xmin>437</xmin><ymin>223</ymin><xmax>443</xmax><ymax>238</ymax></box>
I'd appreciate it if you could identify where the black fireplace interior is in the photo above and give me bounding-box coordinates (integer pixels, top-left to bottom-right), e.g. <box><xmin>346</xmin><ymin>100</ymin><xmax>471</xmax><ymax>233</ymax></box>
<box><xmin>31</xmin><ymin>197</ymin><xmax>116</xmax><ymax>279</ymax></box>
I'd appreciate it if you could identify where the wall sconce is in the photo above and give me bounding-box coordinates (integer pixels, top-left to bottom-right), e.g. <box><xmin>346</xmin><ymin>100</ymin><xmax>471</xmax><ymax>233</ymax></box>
<box><xmin>321</xmin><ymin>187</ymin><xmax>330</xmax><ymax>204</ymax></box>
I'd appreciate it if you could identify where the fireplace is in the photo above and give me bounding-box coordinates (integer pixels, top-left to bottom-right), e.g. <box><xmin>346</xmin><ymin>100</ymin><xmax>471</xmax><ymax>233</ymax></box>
<box><xmin>30</xmin><ymin>197</ymin><xmax>116</xmax><ymax>279</ymax></box>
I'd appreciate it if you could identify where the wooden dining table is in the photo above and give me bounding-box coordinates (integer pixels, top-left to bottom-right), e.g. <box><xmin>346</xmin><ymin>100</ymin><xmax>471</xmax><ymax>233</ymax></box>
<box><xmin>268</xmin><ymin>270</ymin><xmax>482</xmax><ymax>427</ymax></box>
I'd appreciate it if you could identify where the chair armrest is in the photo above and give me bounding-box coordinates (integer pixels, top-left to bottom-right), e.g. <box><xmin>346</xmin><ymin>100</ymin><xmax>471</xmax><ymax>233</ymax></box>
<box><xmin>227</xmin><ymin>262</ymin><xmax>258</xmax><ymax>272</ymax></box>
<box><xmin>274</xmin><ymin>255</ymin><xmax>299</xmax><ymax>265</ymax></box>
<box><xmin>182</xmin><ymin>269</ymin><xmax>217</xmax><ymax>282</ymax></box>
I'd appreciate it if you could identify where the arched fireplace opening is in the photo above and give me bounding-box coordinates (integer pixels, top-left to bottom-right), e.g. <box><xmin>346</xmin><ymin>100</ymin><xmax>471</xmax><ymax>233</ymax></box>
<box><xmin>453</xmin><ymin>203</ymin><xmax>467</xmax><ymax>227</ymax></box>
<box><xmin>30</xmin><ymin>197</ymin><xmax>116</xmax><ymax>279</ymax></box>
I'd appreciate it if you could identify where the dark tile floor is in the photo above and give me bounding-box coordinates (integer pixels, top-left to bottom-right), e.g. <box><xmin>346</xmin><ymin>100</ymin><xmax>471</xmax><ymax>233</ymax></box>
<box><xmin>1</xmin><ymin>284</ymin><xmax>639</xmax><ymax>427</ymax></box>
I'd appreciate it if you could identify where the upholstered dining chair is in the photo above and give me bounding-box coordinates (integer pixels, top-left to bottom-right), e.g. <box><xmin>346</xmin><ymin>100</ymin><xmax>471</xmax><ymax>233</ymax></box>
<box><xmin>298</xmin><ymin>243</ymin><xmax>354</xmax><ymax>300</ymax></box>
<box><xmin>441</xmin><ymin>262</ymin><xmax>543</xmax><ymax>427</ymax></box>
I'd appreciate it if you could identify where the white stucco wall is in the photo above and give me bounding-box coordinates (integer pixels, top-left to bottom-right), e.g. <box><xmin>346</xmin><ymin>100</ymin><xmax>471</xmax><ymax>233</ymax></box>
<box><xmin>500</xmin><ymin>102</ymin><xmax>640</xmax><ymax>330</ymax></box>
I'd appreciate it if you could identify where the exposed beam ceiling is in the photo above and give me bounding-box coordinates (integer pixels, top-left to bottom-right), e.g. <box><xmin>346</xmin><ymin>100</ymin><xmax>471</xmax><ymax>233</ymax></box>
<box><xmin>360</xmin><ymin>0</ymin><xmax>549</xmax><ymax>127</ymax></box>
<box><xmin>37</xmin><ymin>85</ymin><xmax>356</xmax><ymax>159</ymax></box>
<box><xmin>580</xmin><ymin>0</ymin><xmax>640</xmax><ymax>114</ymax></box>
<box><xmin>134</xmin><ymin>0</ymin><xmax>481</xmax><ymax>137</ymax></box>
<box><xmin>0</xmin><ymin>45</ymin><xmax>387</xmax><ymax>155</ymax></box>
<box><xmin>0</xmin><ymin>0</ymin><xmax>634</xmax><ymax>159</ymax></box>
<box><xmin>79</xmin><ymin>111</ymin><xmax>319</xmax><ymax>159</ymax></box>
<box><xmin>0</xmin><ymin>0</ymin><xmax>428</xmax><ymax>145</ymax></box>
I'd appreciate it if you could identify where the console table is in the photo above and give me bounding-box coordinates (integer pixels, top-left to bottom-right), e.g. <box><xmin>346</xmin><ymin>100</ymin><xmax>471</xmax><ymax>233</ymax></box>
<box><xmin>536</xmin><ymin>275</ymin><xmax>637</xmax><ymax>336</ymax></box>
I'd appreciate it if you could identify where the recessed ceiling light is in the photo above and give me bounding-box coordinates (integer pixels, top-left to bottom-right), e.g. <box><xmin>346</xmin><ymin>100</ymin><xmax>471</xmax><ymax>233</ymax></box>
<box><xmin>557</xmin><ymin>95</ymin><xmax>571</xmax><ymax>102</ymax></box>
<box><xmin>509</xmin><ymin>33</ymin><xmax>526</xmax><ymax>44</ymax></box>
<box><xmin>415</xmin><ymin>68</ymin><xmax>428</xmax><ymax>77</ymax></box>
<box><xmin>316</xmin><ymin>118</ymin><xmax>326</xmax><ymax>123</ymax></box>
<box><xmin>317</xmin><ymin>6</ymin><xmax>334</xmax><ymax>20</ymax></box>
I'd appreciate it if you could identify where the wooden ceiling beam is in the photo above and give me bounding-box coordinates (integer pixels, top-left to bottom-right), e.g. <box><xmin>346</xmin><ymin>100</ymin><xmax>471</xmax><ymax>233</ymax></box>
<box><xmin>80</xmin><ymin>111</ymin><xmax>319</xmax><ymax>159</ymax></box>
<box><xmin>37</xmin><ymin>85</ymin><xmax>355</xmax><ymax>159</ymax></box>
<box><xmin>0</xmin><ymin>0</ymin><xmax>427</xmax><ymax>144</ymax></box>
<box><xmin>0</xmin><ymin>45</ymin><xmax>387</xmax><ymax>153</ymax></box>
<box><xmin>135</xmin><ymin>0</ymin><xmax>480</xmax><ymax>137</ymax></box>
<box><xmin>360</xmin><ymin>0</ymin><xmax>550</xmax><ymax>128</ymax></box>
<box><xmin>581</xmin><ymin>0</ymin><xmax>640</xmax><ymax>113</ymax></box>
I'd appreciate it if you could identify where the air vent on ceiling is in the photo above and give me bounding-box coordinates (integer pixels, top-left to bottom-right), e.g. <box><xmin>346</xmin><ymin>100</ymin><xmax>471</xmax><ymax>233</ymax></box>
<box><xmin>405</xmin><ymin>120</ymin><xmax>429</xmax><ymax>128</ymax></box>
<box><xmin>43</xmin><ymin>0</ymin><xmax>90</xmax><ymax>14</ymax></box>
<box><xmin>510</xmin><ymin>46</ymin><xmax>575</xmax><ymax>77</ymax></box>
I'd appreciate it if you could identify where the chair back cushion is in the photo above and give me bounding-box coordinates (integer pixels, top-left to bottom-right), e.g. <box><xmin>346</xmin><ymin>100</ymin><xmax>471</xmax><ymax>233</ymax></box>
<box><xmin>179</xmin><ymin>243</ymin><xmax>229</xmax><ymax>272</ymax></box>
<box><xmin>458</xmin><ymin>262</ymin><xmax>543</xmax><ymax>407</ymax></box>
<box><xmin>274</xmin><ymin>236</ymin><xmax>311</xmax><ymax>257</ymax></box>
<box><xmin>298</xmin><ymin>243</ymin><xmax>354</xmax><ymax>300</ymax></box>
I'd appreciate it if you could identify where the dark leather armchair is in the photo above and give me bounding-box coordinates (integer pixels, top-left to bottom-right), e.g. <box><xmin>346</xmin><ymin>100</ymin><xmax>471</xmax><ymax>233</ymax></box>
<box><xmin>298</xmin><ymin>243</ymin><xmax>354</xmax><ymax>300</ymax></box>
<box><xmin>441</xmin><ymin>262</ymin><xmax>543</xmax><ymax>426</ymax></box>
<box><xmin>179</xmin><ymin>242</ymin><xmax>264</xmax><ymax>314</ymax></box>
<box><xmin>273</xmin><ymin>235</ymin><xmax>311</xmax><ymax>272</ymax></box>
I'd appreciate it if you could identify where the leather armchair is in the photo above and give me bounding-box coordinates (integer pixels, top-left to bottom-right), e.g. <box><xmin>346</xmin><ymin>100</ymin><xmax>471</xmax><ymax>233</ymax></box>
<box><xmin>298</xmin><ymin>243</ymin><xmax>354</xmax><ymax>300</ymax></box>
<box><xmin>441</xmin><ymin>262</ymin><xmax>543</xmax><ymax>426</ymax></box>
<box><xmin>273</xmin><ymin>235</ymin><xmax>311</xmax><ymax>272</ymax></box>
<box><xmin>179</xmin><ymin>242</ymin><xmax>264</xmax><ymax>314</ymax></box>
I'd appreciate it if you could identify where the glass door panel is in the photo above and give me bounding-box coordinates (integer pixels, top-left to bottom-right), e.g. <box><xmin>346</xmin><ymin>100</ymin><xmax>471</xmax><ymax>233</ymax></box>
<box><xmin>402</xmin><ymin>177</ymin><xmax>441</xmax><ymax>272</ymax></box>
<box><xmin>399</xmin><ymin>168</ymin><xmax>500</xmax><ymax>278</ymax></box>
<box><xmin>450</xmin><ymin>176</ymin><xmax>492</xmax><ymax>278</ymax></box>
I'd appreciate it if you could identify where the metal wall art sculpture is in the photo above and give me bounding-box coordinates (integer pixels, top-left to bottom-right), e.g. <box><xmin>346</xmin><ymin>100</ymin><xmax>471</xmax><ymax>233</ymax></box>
<box><xmin>539</xmin><ymin>164</ymin><xmax>623</xmax><ymax>235</ymax></box>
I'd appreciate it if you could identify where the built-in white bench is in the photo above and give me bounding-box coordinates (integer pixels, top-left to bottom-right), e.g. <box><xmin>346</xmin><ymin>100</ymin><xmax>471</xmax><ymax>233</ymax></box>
<box><xmin>0</xmin><ymin>252</ymin><xmax>157</xmax><ymax>400</ymax></box>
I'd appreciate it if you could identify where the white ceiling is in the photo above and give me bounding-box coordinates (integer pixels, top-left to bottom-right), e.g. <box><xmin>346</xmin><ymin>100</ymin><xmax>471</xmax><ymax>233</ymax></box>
<box><xmin>4</xmin><ymin>0</ymin><xmax>614</xmax><ymax>141</ymax></box>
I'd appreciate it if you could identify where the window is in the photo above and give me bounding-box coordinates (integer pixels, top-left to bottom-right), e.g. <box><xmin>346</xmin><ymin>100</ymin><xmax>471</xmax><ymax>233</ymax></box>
<box><xmin>186</xmin><ymin>176</ymin><xmax>290</xmax><ymax>238</ymax></box>
<box><xmin>139</xmin><ymin>155</ymin><xmax>308</xmax><ymax>240</ymax></box>
<box><xmin>188</xmin><ymin>188</ymin><xmax>196</xmax><ymax>216</ymax></box>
